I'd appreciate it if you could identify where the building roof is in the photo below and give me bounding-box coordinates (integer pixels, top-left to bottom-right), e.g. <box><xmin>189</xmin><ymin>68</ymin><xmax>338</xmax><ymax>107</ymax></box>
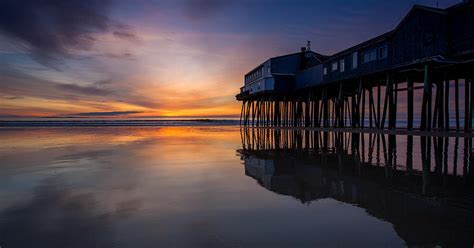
<box><xmin>324</xmin><ymin>3</ymin><xmax>449</xmax><ymax>63</ymax></box>
<box><xmin>245</xmin><ymin>51</ymin><xmax>328</xmax><ymax>76</ymax></box>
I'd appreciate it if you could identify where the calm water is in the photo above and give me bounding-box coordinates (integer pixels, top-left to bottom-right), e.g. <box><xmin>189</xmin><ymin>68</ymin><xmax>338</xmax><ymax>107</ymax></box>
<box><xmin>0</xmin><ymin>126</ymin><xmax>473</xmax><ymax>247</ymax></box>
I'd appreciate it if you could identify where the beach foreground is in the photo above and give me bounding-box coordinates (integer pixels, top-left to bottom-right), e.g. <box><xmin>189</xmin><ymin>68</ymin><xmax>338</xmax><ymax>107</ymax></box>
<box><xmin>0</xmin><ymin>126</ymin><xmax>472</xmax><ymax>247</ymax></box>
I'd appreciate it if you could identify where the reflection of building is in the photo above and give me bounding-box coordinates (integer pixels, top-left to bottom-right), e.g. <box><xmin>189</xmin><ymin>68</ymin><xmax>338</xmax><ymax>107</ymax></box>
<box><xmin>238</xmin><ymin>129</ymin><xmax>474</xmax><ymax>247</ymax></box>
<box><xmin>243</xmin><ymin>153</ymin><xmax>324</xmax><ymax>203</ymax></box>
<box><xmin>244</xmin><ymin>157</ymin><xmax>274</xmax><ymax>190</ymax></box>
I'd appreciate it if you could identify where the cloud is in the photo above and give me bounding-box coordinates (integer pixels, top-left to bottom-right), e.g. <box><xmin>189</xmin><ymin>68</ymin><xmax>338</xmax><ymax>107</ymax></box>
<box><xmin>0</xmin><ymin>0</ymin><xmax>137</xmax><ymax>67</ymax></box>
<box><xmin>55</xmin><ymin>83</ymin><xmax>113</xmax><ymax>97</ymax></box>
<box><xmin>0</xmin><ymin>65</ymin><xmax>160</xmax><ymax>110</ymax></box>
<box><xmin>68</xmin><ymin>111</ymin><xmax>144</xmax><ymax>117</ymax></box>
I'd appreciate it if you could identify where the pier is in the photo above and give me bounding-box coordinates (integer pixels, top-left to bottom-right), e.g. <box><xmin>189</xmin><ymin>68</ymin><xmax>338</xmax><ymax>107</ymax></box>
<box><xmin>236</xmin><ymin>1</ymin><xmax>474</xmax><ymax>132</ymax></box>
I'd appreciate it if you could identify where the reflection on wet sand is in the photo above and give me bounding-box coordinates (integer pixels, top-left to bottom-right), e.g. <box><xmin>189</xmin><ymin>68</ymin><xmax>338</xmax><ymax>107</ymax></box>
<box><xmin>0</xmin><ymin>126</ymin><xmax>472</xmax><ymax>247</ymax></box>
<box><xmin>239</xmin><ymin>128</ymin><xmax>474</xmax><ymax>247</ymax></box>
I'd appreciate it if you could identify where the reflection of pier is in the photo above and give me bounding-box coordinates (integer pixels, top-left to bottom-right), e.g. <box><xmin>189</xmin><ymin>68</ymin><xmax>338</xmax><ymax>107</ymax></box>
<box><xmin>238</xmin><ymin>128</ymin><xmax>474</xmax><ymax>247</ymax></box>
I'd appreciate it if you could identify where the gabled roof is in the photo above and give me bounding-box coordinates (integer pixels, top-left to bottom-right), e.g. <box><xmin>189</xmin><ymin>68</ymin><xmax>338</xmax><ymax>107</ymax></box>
<box><xmin>324</xmin><ymin>4</ymin><xmax>448</xmax><ymax>62</ymax></box>
<box><xmin>393</xmin><ymin>5</ymin><xmax>445</xmax><ymax>31</ymax></box>
<box><xmin>446</xmin><ymin>0</ymin><xmax>474</xmax><ymax>12</ymax></box>
<box><xmin>270</xmin><ymin>51</ymin><xmax>329</xmax><ymax>63</ymax></box>
<box><xmin>245</xmin><ymin>51</ymin><xmax>328</xmax><ymax>76</ymax></box>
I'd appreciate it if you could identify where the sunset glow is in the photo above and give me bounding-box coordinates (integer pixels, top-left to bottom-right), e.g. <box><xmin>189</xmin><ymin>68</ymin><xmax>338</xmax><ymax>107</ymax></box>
<box><xmin>0</xmin><ymin>0</ymin><xmax>460</xmax><ymax>118</ymax></box>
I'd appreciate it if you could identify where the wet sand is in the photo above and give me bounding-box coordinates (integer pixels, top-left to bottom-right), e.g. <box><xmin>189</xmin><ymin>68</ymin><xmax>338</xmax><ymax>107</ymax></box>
<box><xmin>0</xmin><ymin>126</ymin><xmax>472</xmax><ymax>247</ymax></box>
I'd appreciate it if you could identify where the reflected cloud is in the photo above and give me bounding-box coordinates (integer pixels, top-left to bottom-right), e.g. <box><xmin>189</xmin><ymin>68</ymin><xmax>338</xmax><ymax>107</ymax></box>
<box><xmin>0</xmin><ymin>177</ymin><xmax>141</xmax><ymax>248</ymax></box>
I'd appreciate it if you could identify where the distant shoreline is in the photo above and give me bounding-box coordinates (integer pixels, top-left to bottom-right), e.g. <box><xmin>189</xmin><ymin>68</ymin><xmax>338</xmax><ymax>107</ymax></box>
<box><xmin>0</xmin><ymin>119</ymin><xmax>240</xmax><ymax>127</ymax></box>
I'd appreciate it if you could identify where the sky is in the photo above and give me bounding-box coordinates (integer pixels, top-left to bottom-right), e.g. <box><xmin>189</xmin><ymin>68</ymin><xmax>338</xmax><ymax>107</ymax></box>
<box><xmin>0</xmin><ymin>0</ymin><xmax>461</xmax><ymax>118</ymax></box>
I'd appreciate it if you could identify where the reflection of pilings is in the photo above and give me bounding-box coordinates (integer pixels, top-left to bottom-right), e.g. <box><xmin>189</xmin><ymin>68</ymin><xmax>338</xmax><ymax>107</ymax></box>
<box><xmin>240</xmin><ymin>127</ymin><xmax>472</xmax><ymax>180</ymax></box>
<box><xmin>420</xmin><ymin>136</ymin><xmax>431</xmax><ymax>195</ymax></box>
<box><xmin>407</xmin><ymin>135</ymin><xmax>413</xmax><ymax>172</ymax></box>
<box><xmin>238</xmin><ymin>134</ymin><xmax>474</xmax><ymax>247</ymax></box>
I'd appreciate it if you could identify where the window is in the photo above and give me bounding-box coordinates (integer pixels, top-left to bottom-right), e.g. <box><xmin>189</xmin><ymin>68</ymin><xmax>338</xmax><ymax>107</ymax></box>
<box><xmin>352</xmin><ymin>52</ymin><xmax>358</xmax><ymax>69</ymax></box>
<box><xmin>332</xmin><ymin>62</ymin><xmax>338</xmax><ymax>72</ymax></box>
<box><xmin>323</xmin><ymin>67</ymin><xmax>327</xmax><ymax>75</ymax></box>
<box><xmin>362</xmin><ymin>49</ymin><xmax>377</xmax><ymax>63</ymax></box>
<box><xmin>378</xmin><ymin>46</ymin><xmax>387</xmax><ymax>59</ymax></box>
<box><xmin>340</xmin><ymin>59</ymin><xmax>345</xmax><ymax>72</ymax></box>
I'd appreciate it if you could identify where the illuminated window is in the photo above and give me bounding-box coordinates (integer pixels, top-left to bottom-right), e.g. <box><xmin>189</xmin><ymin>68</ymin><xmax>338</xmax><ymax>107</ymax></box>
<box><xmin>340</xmin><ymin>59</ymin><xmax>345</xmax><ymax>72</ymax></box>
<box><xmin>323</xmin><ymin>67</ymin><xmax>327</xmax><ymax>75</ymax></box>
<box><xmin>332</xmin><ymin>62</ymin><xmax>338</xmax><ymax>72</ymax></box>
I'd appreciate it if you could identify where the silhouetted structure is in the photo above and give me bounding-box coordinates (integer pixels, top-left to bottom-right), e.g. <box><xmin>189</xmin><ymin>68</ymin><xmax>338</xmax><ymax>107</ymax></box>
<box><xmin>237</xmin><ymin>1</ymin><xmax>474</xmax><ymax>132</ymax></box>
<box><xmin>238</xmin><ymin>128</ymin><xmax>474</xmax><ymax>247</ymax></box>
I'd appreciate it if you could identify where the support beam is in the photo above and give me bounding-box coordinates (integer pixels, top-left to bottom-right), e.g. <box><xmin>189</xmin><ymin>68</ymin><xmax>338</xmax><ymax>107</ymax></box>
<box><xmin>420</xmin><ymin>65</ymin><xmax>432</xmax><ymax>131</ymax></box>
<box><xmin>381</xmin><ymin>76</ymin><xmax>390</xmax><ymax>129</ymax></box>
<box><xmin>361</xmin><ymin>88</ymin><xmax>366</xmax><ymax>128</ymax></box>
<box><xmin>377</xmin><ymin>83</ymin><xmax>381</xmax><ymax>128</ymax></box>
<box><xmin>407</xmin><ymin>78</ymin><xmax>414</xmax><ymax>129</ymax></box>
<box><xmin>470</xmin><ymin>77</ymin><xmax>474</xmax><ymax>130</ymax></box>
<box><xmin>444</xmin><ymin>77</ymin><xmax>449</xmax><ymax>131</ymax></box>
<box><xmin>369</xmin><ymin>88</ymin><xmax>375</xmax><ymax>128</ymax></box>
<box><xmin>388</xmin><ymin>74</ymin><xmax>396</xmax><ymax>129</ymax></box>
<box><xmin>240</xmin><ymin>101</ymin><xmax>244</xmax><ymax>125</ymax></box>
<box><xmin>465</xmin><ymin>78</ymin><xmax>470</xmax><ymax>132</ymax></box>
<box><xmin>455</xmin><ymin>79</ymin><xmax>460</xmax><ymax>130</ymax></box>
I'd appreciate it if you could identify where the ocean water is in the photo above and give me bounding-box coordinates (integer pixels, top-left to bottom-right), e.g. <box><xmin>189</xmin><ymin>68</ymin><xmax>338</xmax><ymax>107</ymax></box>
<box><xmin>0</xmin><ymin>117</ymin><xmax>468</xmax><ymax>128</ymax></box>
<box><xmin>0</xmin><ymin>117</ymin><xmax>240</xmax><ymax>127</ymax></box>
<box><xmin>0</xmin><ymin>126</ymin><xmax>472</xmax><ymax>247</ymax></box>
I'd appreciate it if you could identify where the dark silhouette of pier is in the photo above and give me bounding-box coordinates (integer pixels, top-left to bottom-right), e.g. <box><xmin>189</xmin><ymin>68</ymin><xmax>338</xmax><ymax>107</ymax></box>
<box><xmin>238</xmin><ymin>128</ymin><xmax>474</xmax><ymax>247</ymax></box>
<box><xmin>236</xmin><ymin>1</ymin><xmax>474</xmax><ymax>133</ymax></box>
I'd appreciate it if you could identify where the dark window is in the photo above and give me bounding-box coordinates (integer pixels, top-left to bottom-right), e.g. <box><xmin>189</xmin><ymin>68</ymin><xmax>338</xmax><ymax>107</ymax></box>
<box><xmin>352</xmin><ymin>52</ymin><xmax>358</xmax><ymax>69</ymax></box>
<box><xmin>362</xmin><ymin>49</ymin><xmax>377</xmax><ymax>63</ymax></box>
<box><xmin>378</xmin><ymin>46</ymin><xmax>387</xmax><ymax>59</ymax></box>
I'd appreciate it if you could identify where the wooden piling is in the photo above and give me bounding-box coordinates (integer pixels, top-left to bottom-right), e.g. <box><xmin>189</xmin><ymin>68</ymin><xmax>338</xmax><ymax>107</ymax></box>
<box><xmin>444</xmin><ymin>78</ymin><xmax>449</xmax><ymax>131</ymax></box>
<box><xmin>455</xmin><ymin>79</ymin><xmax>460</xmax><ymax>130</ymax></box>
<box><xmin>465</xmin><ymin>78</ymin><xmax>470</xmax><ymax>132</ymax></box>
<box><xmin>407</xmin><ymin>78</ymin><xmax>414</xmax><ymax>129</ymax></box>
<box><xmin>420</xmin><ymin>65</ymin><xmax>431</xmax><ymax>131</ymax></box>
<box><xmin>361</xmin><ymin>88</ymin><xmax>366</xmax><ymax>128</ymax></box>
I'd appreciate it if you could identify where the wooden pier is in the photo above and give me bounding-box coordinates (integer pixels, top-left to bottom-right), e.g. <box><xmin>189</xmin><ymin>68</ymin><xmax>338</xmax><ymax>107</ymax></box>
<box><xmin>236</xmin><ymin>2</ymin><xmax>474</xmax><ymax>132</ymax></box>
<box><xmin>239</xmin><ymin>71</ymin><xmax>473</xmax><ymax>131</ymax></box>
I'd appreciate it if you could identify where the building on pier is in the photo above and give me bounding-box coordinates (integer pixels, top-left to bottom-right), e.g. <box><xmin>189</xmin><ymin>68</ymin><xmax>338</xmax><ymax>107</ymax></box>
<box><xmin>240</xmin><ymin>46</ymin><xmax>328</xmax><ymax>97</ymax></box>
<box><xmin>236</xmin><ymin>1</ymin><xmax>474</xmax><ymax>131</ymax></box>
